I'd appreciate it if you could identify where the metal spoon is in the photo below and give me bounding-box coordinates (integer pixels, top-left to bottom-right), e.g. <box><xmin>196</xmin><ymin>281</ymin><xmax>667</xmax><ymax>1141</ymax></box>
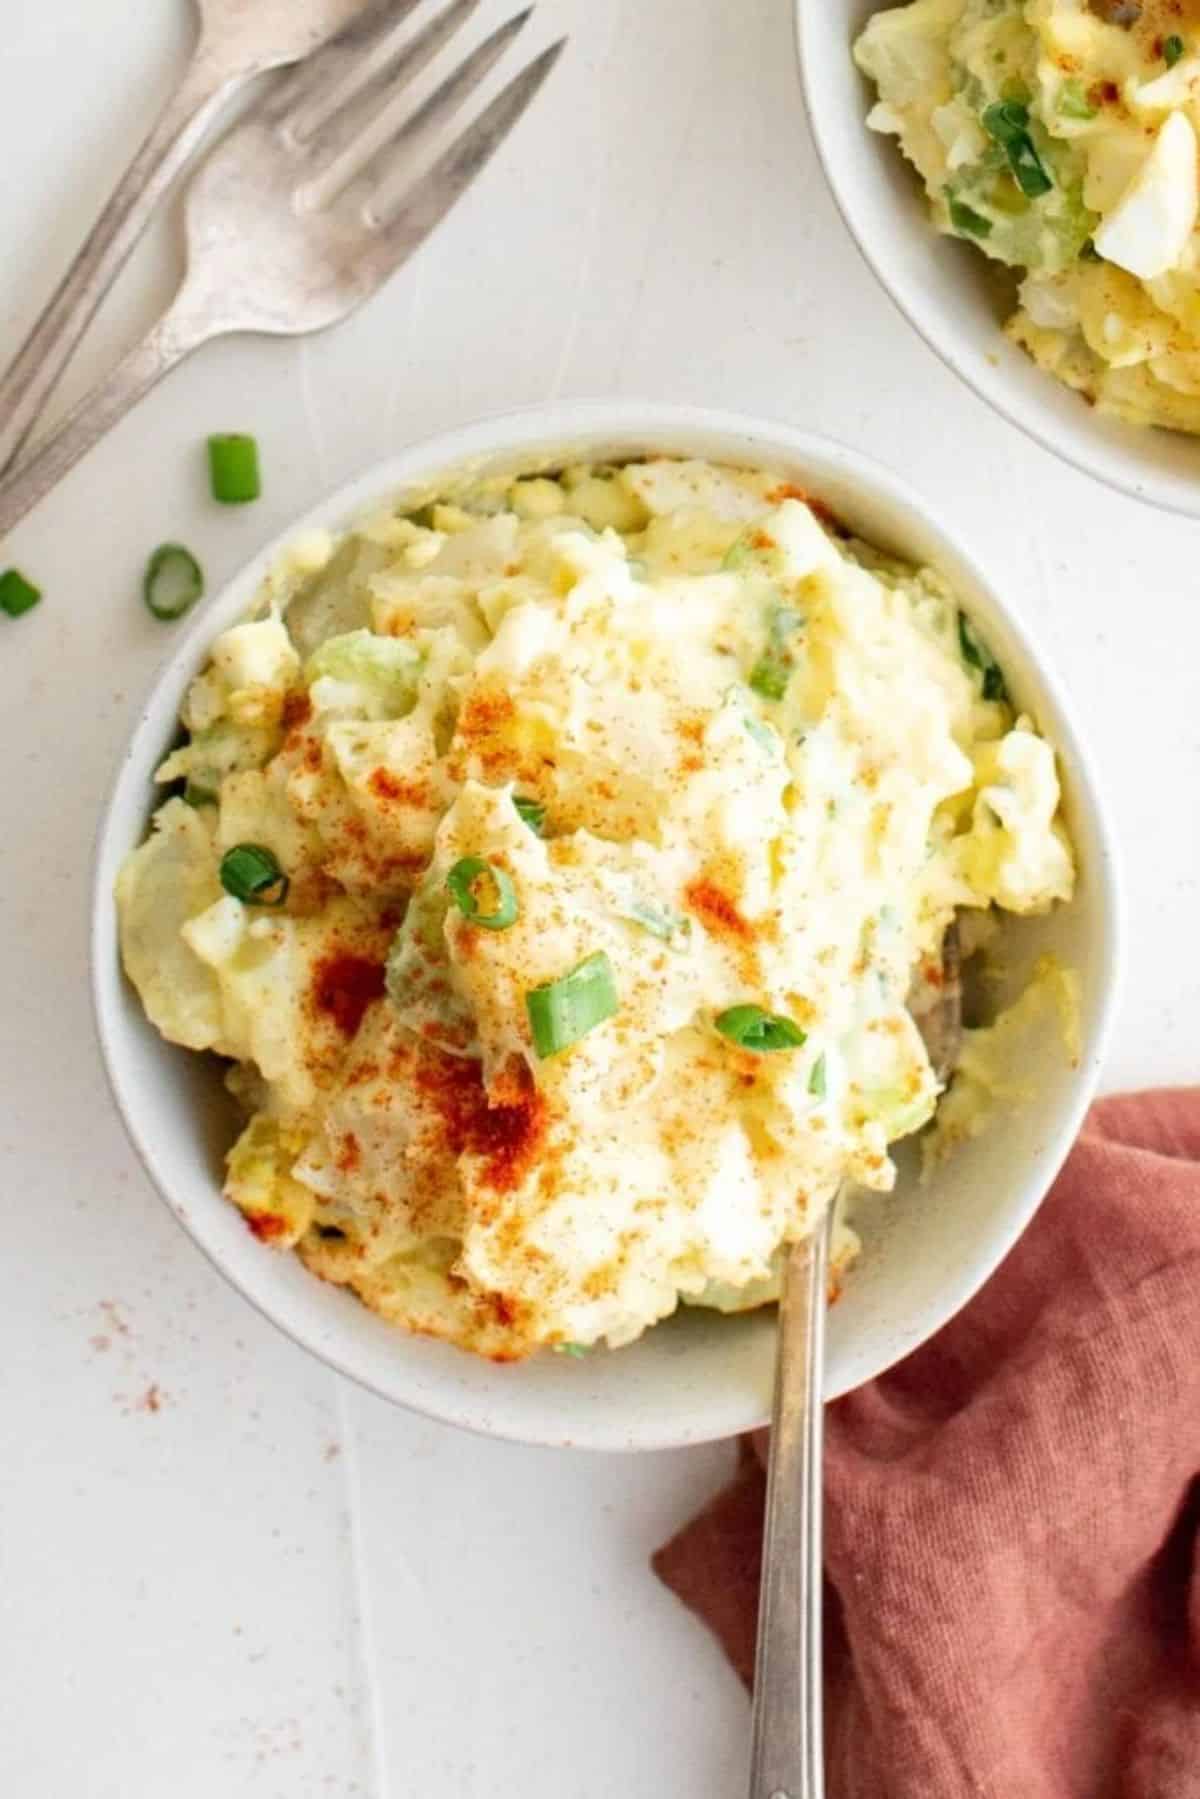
<box><xmin>0</xmin><ymin>0</ymin><xmax>369</xmax><ymax>476</ymax></box>
<box><xmin>748</xmin><ymin>926</ymin><xmax>963</xmax><ymax>1799</ymax></box>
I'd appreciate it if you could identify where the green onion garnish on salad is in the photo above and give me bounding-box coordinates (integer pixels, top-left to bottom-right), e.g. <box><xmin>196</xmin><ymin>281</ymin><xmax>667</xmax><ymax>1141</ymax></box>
<box><xmin>219</xmin><ymin>844</ymin><xmax>289</xmax><ymax>906</ymax></box>
<box><xmin>742</xmin><ymin>710</ymin><xmax>776</xmax><ymax>753</ymax></box>
<box><xmin>957</xmin><ymin>610</ymin><xmax>1010</xmax><ymax>705</ymax></box>
<box><xmin>750</xmin><ymin>605</ymin><xmax>804</xmax><ymax>699</ymax></box>
<box><xmin>808</xmin><ymin>1053</ymin><xmax>827</xmax><ymax>1098</ymax></box>
<box><xmin>207</xmin><ymin>434</ymin><xmax>261</xmax><ymax>505</ymax></box>
<box><xmin>626</xmin><ymin>898</ymin><xmax>691</xmax><ymax>949</ymax></box>
<box><xmin>715</xmin><ymin>1005</ymin><xmax>807</xmax><ymax>1053</ymax></box>
<box><xmin>1057</xmin><ymin>79</ymin><xmax>1097</xmax><ymax>121</ymax></box>
<box><xmin>143</xmin><ymin>543</ymin><xmax>204</xmax><ymax>621</ymax></box>
<box><xmin>748</xmin><ymin>657</ymin><xmax>789</xmax><ymax>701</ymax></box>
<box><xmin>446</xmin><ymin>857</ymin><xmax>519</xmax><ymax>930</ymax></box>
<box><xmin>513</xmin><ymin>795</ymin><xmax>546</xmax><ymax>835</ymax></box>
<box><xmin>981</xmin><ymin>102</ymin><xmax>1053</xmax><ymax>200</ymax></box>
<box><xmin>948</xmin><ymin>196</ymin><xmax>993</xmax><ymax>238</ymax></box>
<box><xmin>0</xmin><ymin>567</ymin><xmax>42</xmax><ymax>618</ymax></box>
<box><xmin>526</xmin><ymin>952</ymin><xmax>618</xmax><ymax>1059</ymax></box>
<box><xmin>1164</xmin><ymin>34</ymin><xmax>1185</xmax><ymax>66</ymax></box>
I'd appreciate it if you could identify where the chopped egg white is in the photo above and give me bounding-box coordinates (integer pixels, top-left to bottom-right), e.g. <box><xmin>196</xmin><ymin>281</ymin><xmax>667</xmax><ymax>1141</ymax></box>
<box><xmin>1094</xmin><ymin>112</ymin><xmax>1199</xmax><ymax>280</ymax></box>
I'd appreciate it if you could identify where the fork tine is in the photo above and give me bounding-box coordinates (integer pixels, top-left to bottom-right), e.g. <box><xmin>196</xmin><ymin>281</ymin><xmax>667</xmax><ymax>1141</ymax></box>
<box><xmin>298</xmin><ymin>0</ymin><xmax>484</xmax><ymax>183</ymax></box>
<box><xmin>337</xmin><ymin>7</ymin><xmax>535</xmax><ymax>211</ymax></box>
<box><xmin>363</xmin><ymin>37</ymin><xmax>565</xmax><ymax>248</ymax></box>
<box><xmin>266</xmin><ymin>0</ymin><xmax>424</xmax><ymax>138</ymax></box>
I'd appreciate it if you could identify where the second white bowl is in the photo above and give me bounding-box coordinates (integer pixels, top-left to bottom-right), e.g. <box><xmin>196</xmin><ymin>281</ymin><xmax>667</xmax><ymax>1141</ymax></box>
<box><xmin>797</xmin><ymin>0</ymin><xmax>1200</xmax><ymax>518</ymax></box>
<box><xmin>92</xmin><ymin>401</ymin><xmax>1121</xmax><ymax>1449</ymax></box>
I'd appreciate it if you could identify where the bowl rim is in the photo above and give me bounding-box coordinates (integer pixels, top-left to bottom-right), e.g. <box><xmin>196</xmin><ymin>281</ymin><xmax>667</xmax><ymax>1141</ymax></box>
<box><xmin>793</xmin><ymin>0</ymin><xmax>1200</xmax><ymax>520</ymax></box>
<box><xmin>90</xmin><ymin>397</ymin><xmax>1124</xmax><ymax>1449</ymax></box>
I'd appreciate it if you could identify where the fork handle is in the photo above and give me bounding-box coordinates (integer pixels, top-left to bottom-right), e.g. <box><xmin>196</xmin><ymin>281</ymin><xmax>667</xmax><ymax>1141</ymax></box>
<box><xmin>0</xmin><ymin>296</ymin><xmax>215</xmax><ymax>540</ymax></box>
<box><xmin>0</xmin><ymin>47</ymin><xmax>233</xmax><ymax>479</ymax></box>
<box><xmin>748</xmin><ymin>1209</ymin><xmax>832</xmax><ymax>1799</ymax></box>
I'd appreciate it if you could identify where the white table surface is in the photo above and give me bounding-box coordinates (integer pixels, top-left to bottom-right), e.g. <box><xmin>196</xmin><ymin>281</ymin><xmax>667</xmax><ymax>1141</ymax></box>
<box><xmin>1</xmin><ymin>1</ymin><xmax>1195</xmax><ymax>1794</ymax></box>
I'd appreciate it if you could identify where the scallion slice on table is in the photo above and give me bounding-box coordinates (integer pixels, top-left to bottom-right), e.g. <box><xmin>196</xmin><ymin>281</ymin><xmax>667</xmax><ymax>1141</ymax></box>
<box><xmin>526</xmin><ymin>951</ymin><xmax>618</xmax><ymax>1059</ymax></box>
<box><xmin>715</xmin><ymin>1004</ymin><xmax>807</xmax><ymax>1053</ymax></box>
<box><xmin>143</xmin><ymin>543</ymin><xmax>204</xmax><ymax>621</ymax></box>
<box><xmin>219</xmin><ymin>844</ymin><xmax>289</xmax><ymax>906</ymax></box>
<box><xmin>513</xmin><ymin>794</ymin><xmax>546</xmax><ymax>835</ymax></box>
<box><xmin>981</xmin><ymin>101</ymin><xmax>1053</xmax><ymax>199</ymax></box>
<box><xmin>207</xmin><ymin>434</ymin><xmax>261</xmax><ymax>505</ymax></box>
<box><xmin>0</xmin><ymin>567</ymin><xmax>42</xmax><ymax>618</ymax></box>
<box><xmin>446</xmin><ymin>857</ymin><xmax>519</xmax><ymax>930</ymax></box>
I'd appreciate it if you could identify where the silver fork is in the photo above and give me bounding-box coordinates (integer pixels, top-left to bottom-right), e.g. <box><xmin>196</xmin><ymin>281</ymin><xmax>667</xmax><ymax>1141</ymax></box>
<box><xmin>0</xmin><ymin>0</ymin><xmax>371</xmax><ymax>478</ymax></box>
<box><xmin>0</xmin><ymin>0</ymin><xmax>564</xmax><ymax>539</ymax></box>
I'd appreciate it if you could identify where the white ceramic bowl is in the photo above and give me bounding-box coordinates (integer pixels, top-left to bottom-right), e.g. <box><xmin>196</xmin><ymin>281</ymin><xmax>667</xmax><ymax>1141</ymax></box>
<box><xmin>92</xmin><ymin>401</ymin><xmax>1121</xmax><ymax>1450</ymax></box>
<box><xmin>798</xmin><ymin>1</ymin><xmax>1200</xmax><ymax>518</ymax></box>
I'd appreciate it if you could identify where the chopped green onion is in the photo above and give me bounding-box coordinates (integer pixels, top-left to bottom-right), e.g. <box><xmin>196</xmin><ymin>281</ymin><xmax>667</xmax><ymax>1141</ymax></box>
<box><xmin>750</xmin><ymin>604</ymin><xmax>804</xmax><ymax>698</ymax></box>
<box><xmin>808</xmin><ymin>1053</ymin><xmax>827</xmax><ymax>1098</ymax></box>
<box><xmin>143</xmin><ymin>543</ymin><xmax>204</xmax><ymax>621</ymax></box>
<box><xmin>957</xmin><ymin>610</ymin><xmax>1010</xmax><ymax>705</ymax></box>
<box><xmin>948</xmin><ymin>196</ymin><xmax>994</xmax><ymax>238</ymax></box>
<box><xmin>556</xmin><ymin>1342</ymin><xmax>589</xmax><ymax>1358</ymax></box>
<box><xmin>0</xmin><ymin>567</ymin><xmax>41</xmax><ymax>618</ymax></box>
<box><xmin>219</xmin><ymin>843</ymin><xmax>289</xmax><ymax>906</ymax></box>
<box><xmin>446</xmin><ymin>856</ymin><xmax>519</xmax><ymax>930</ymax></box>
<box><xmin>715</xmin><ymin>1005</ymin><xmax>807</xmax><ymax>1054</ymax></box>
<box><xmin>207</xmin><ymin>434</ymin><xmax>261</xmax><ymax>505</ymax></box>
<box><xmin>513</xmin><ymin>794</ymin><xmax>546</xmax><ymax>835</ymax></box>
<box><xmin>981</xmin><ymin>98</ymin><xmax>1030</xmax><ymax>139</ymax></box>
<box><xmin>981</xmin><ymin>101</ymin><xmax>1053</xmax><ymax>199</ymax></box>
<box><xmin>526</xmin><ymin>951</ymin><xmax>618</xmax><ymax>1059</ymax></box>
<box><xmin>749</xmin><ymin>656</ymin><xmax>789</xmax><ymax>700</ymax></box>
<box><xmin>626</xmin><ymin>898</ymin><xmax>692</xmax><ymax>950</ymax></box>
<box><xmin>742</xmin><ymin>711</ymin><xmax>777</xmax><ymax>753</ymax></box>
<box><xmin>1057</xmin><ymin>79</ymin><xmax>1097</xmax><ymax>120</ymax></box>
<box><xmin>1165</xmin><ymin>33</ymin><xmax>1185</xmax><ymax>65</ymax></box>
<box><xmin>183</xmin><ymin>780</ymin><xmax>218</xmax><ymax>808</ymax></box>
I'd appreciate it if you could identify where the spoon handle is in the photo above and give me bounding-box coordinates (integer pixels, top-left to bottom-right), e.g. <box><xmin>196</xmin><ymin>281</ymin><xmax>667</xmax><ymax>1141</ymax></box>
<box><xmin>0</xmin><ymin>44</ymin><xmax>231</xmax><ymax>480</ymax></box>
<box><xmin>748</xmin><ymin>1206</ymin><xmax>833</xmax><ymax>1799</ymax></box>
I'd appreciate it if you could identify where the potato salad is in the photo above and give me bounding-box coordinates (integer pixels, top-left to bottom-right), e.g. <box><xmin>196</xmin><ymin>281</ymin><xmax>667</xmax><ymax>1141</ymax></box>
<box><xmin>856</xmin><ymin>0</ymin><xmax>1200</xmax><ymax>433</ymax></box>
<box><xmin>116</xmin><ymin>458</ymin><xmax>1075</xmax><ymax>1360</ymax></box>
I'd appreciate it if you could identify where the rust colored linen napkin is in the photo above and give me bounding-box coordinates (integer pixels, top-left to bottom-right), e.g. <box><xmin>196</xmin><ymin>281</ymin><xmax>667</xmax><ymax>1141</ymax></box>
<box><xmin>654</xmin><ymin>1091</ymin><xmax>1200</xmax><ymax>1798</ymax></box>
